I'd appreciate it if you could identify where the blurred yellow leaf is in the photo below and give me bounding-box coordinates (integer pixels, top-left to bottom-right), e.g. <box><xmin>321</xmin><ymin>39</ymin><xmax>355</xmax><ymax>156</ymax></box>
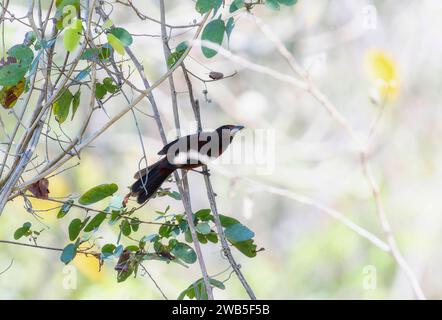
<box><xmin>73</xmin><ymin>244</ymin><xmax>103</xmax><ymax>281</ymax></box>
<box><xmin>364</xmin><ymin>49</ymin><xmax>399</xmax><ymax>100</ymax></box>
<box><xmin>28</xmin><ymin>175</ymin><xmax>70</xmax><ymax>212</ymax></box>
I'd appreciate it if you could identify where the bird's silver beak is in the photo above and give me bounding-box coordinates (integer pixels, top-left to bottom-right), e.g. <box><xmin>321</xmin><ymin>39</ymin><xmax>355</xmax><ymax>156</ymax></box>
<box><xmin>231</xmin><ymin>125</ymin><xmax>245</xmax><ymax>135</ymax></box>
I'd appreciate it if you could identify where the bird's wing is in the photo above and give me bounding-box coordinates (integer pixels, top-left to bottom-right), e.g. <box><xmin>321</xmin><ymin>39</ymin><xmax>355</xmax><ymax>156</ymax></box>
<box><xmin>157</xmin><ymin>133</ymin><xmax>205</xmax><ymax>155</ymax></box>
<box><xmin>157</xmin><ymin>137</ymin><xmax>180</xmax><ymax>155</ymax></box>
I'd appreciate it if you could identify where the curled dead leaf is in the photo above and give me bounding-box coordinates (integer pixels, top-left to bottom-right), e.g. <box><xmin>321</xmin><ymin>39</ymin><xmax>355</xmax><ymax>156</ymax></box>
<box><xmin>27</xmin><ymin>178</ymin><xmax>50</xmax><ymax>199</ymax></box>
<box><xmin>209</xmin><ymin>71</ymin><xmax>224</xmax><ymax>80</ymax></box>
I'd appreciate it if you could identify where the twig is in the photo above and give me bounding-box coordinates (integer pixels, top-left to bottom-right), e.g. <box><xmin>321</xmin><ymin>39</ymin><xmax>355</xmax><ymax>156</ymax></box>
<box><xmin>158</xmin><ymin>0</ymin><xmax>213</xmax><ymax>300</ymax></box>
<box><xmin>181</xmin><ymin>67</ymin><xmax>257</xmax><ymax>300</ymax></box>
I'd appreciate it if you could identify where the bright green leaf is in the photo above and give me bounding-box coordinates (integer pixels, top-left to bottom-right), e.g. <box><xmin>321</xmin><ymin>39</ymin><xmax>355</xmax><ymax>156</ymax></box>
<box><xmin>53</xmin><ymin>89</ymin><xmax>73</xmax><ymax>124</ymax></box>
<box><xmin>68</xmin><ymin>218</ymin><xmax>83</xmax><ymax>241</ymax></box>
<box><xmin>13</xmin><ymin>222</ymin><xmax>32</xmax><ymax>240</ymax></box>
<box><xmin>95</xmin><ymin>82</ymin><xmax>107</xmax><ymax>99</ymax></box>
<box><xmin>219</xmin><ymin>214</ymin><xmax>240</xmax><ymax>227</ymax></box>
<box><xmin>107</xmin><ymin>33</ymin><xmax>125</xmax><ymax>55</ymax></box>
<box><xmin>103</xmin><ymin>77</ymin><xmax>118</xmax><ymax>93</ymax></box>
<box><xmin>231</xmin><ymin>239</ymin><xmax>258</xmax><ymax>257</ymax></box>
<box><xmin>78</xmin><ymin>183</ymin><xmax>118</xmax><ymax>205</ymax></box>
<box><xmin>195</xmin><ymin>208</ymin><xmax>212</xmax><ymax>221</ymax></box>
<box><xmin>120</xmin><ymin>219</ymin><xmax>131</xmax><ymax>237</ymax></box>
<box><xmin>84</xmin><ymin>212</ymin><xmax>107</xmax><ymax>232</ymax></box>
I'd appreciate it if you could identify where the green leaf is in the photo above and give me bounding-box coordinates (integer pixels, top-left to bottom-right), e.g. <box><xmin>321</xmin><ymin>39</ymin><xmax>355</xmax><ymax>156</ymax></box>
<box><xmin>278</xmin><ymin>0</ymin><xmax>297</xmax><ymax>5</ymax></box>
<box><xmin>68</xmin><ymin>218</ymin><xmax>83</xmax><ymax>241</ymax></box>
<box><xmin>176</xmin><ymin>41</ymin><xmax>188</xmax><ymax>53</ymax></box>
<box><xmin>107</xmin><ymin>33</ymin><xmax>125</xmax><ymax>55</ymax></box>
<box><xmin>226</xmin><ymin>17</ymin><xmax>235</xmax><ymax>43</ymax></box>
<box><xmin>130</xmin><ymin>218</ymin><xmax>141</xmax><ymax>232</ymax></box>
<box><xmin>197</xmin><ymin>232</ymin><xmax>208</xmax><ymax>244</ymax></box>
<box><xmin>24</xmin><ymin>31</ymin><xmax>37</xmax><ymax>46</ymax></box>
<box><xmin>219</xmin><ymin>214</ymin><xmax>240</xmax><ymax>227</ymax></box>
<box><xmin>102</xmin><ymin>19</ymin><xmax>114</xmax><ymax>30</ymax></box>
<box><xmin>159</xmin><ymin>224</ymin><xmax>172</xmax><ymax>238</ymax></box>
<box><xmin>8</xmin><ymin>44</ymin><xmax>34</xmax><ymax>66</ymax></box>
<box><xmin>60</xmin><ymin>243</ymin><xmax>77</xmax><ymax>264</ymax></box>
<box><xmin>103</xmin><ymin>77</ymin><xmax>118</xmax><ymax>93</ymax></box>
<box><xmin>125</xmin><ymin>245</ymin><xmax>139</xmax><ymax>252</ymax></box>
<box><xmin>120</xmin><ymin>219</ymin><xmax>131</xmax><ymax>236</ymax></box>
<box><xmin>84</xmin><ymin>212</ymin><xmax>107</xmax><ymax>232</ymax></box>
<box><xmin>167</xmin><ymin>51</ymin><xmax>182</xmax><ymax>69</ymax></box>
<box><xmin>224</xmin><ymin>223</ymin><xmax>255</xmax><ymax>242</ymax></box>
<box><xmin>98</xmin><ymin>45</ymin><xmax>112</xmax><ymax>60</ymax></box>
<box><xmin>167</xmin><ymin>191</ymin><xmax>182</xmax><ymax>200</ymax></box>
<box><xmin>13</xmin><ymin>222</ymin><xmax>32</xmax><ymax>240</ymax></box>
<box><xmin>0</xmin><ymin>64</ymin><xmax>28</xmax><ymax>86</ymax></box>
<box><xmin>101</xmin><ymin>243</ymin><xmax>116</xmax><ymax>254</ymax></box>
<box><xmin>201</xmin><ymin>18</ymin><xmax>225</xmax><ymax>58</ymax></box>
<box><xmin>117</xmin><ymin>266</ymin><xmax>134</xmax><ymax>283</ymax></box>
<box><xmin>63</xmin><ymin>22</ymin><xmax>81</xmax><ymax>52</ymax></box>
<box><xmin>171</xmin><ymin>242</ymin><xmax>197</xmax><ymax>264</ymax></box>
<box><xmin>53</xmin><ymin>89</ymin><xmax>73</xmax><ymax>124</ymax></box>
<box><xmin>195</xmin><ymin>208</ymin><xmax>212</xmax><ymax>221</ymax></box>
<box><xmin>229</xmin><ymin>0</ymin><xmax>244</xmax><ymax>13</ymax></box>
<box><xmin>109</xmin><ymin>27</ymin><xmax>133</xmax><ymax>47</ymax></box>
<box><xmin>178</xmin><ymin>278</ymin><xmax>225</xmax><ymax>300</ymax></box>
<box><xmin>57</xmin><ymin>200</ymin><xmax>74</xmax><ymax>218</ymax></box>
<box><xmin>206</xmin><ymin>231</ymin><xmax>218</xmax><ymax>243</ymax></box>
<box><xmin>195</xmin><ymin>0</ymin><xmax>214</xmax><ymax>14</ymax></box>
<box><xmin>95</xmin><ymin>82</ymin><xmax>107</xmax><ymax>99</ymax></box>
<box><xmin>195</xmin><ymin>0</ymin><xmax>222</xmax><ymax>15</ymax></box>
<box><xmin>266</xmin><ymin>0</ymin><xmax>280</xmax><ymax>10</ymax></box>
<box><xmin>78</xmin><ymin>183</ymin><xmax>118</xmax><ymax>205</ymax></box>
<box><xmin>231</xmin><ymin>239</ymin><xmax>257</xmax><ymax>257</ymax></box>
<box><xmin>196</xmin><ymin>222</ymin><xmax>211</xmax><ymax>235</ymax></box>
<box><xmin>71</xmin><ymin>89</ymin><xmax>80</xmax><ymax>120</ymax></box>
<box><xmin>210</xmin><ymin>278</ymin><xmax>226</xmax><ymax>289</ymax></box>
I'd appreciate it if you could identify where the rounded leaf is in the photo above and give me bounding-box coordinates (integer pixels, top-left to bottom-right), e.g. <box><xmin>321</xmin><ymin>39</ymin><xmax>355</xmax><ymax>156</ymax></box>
<box><xmin>196</xmin><ymin>222</ymin><xmax>211</xmax><ymax>235</ymax></box>
<box><xmin>109</xmin><ymin>27</ymin><xmax>133</xmax><ymax>47</ymax></box>
<box><xmin>78</xmin><ymin>183</ymin><xmax>118</xmax><ymax>205</ymax></box>
<box><xmin>201</xmin><ymin>19</ymin><xmax>225</xmax><ymax>58</ymax></box>
<box><xmin>63</xmin><ymin>27</ymin><xmax>81</xmax><ymax>52</ymax></box>
<box><xmin>60</xmin><ymin>243</ymin><xmax>77</xmax><ymax>264</ymax></box>
<box><xmin>68</xmin><ymin>218</ymin><xmax>83</xmax><ymax>241</ymax></box>
<box><xmin>171</xmin><ymin>242</ymin><xmax>197</xmax><ymax>264</ymax></box>
<box><xmin>0</xmin><ymin>64</ymin><xmax>28</xmax><ymax>86</ymax></box>
<box><xmin>84</xmin><ymin>212</ymin><xmax>107</xmax><ymax>232</ymax></box>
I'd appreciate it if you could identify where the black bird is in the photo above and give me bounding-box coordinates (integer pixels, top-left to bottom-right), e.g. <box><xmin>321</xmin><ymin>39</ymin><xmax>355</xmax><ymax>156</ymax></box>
<box><xmin>130</xmin><ymin>125</ymin><xmax>244</xmax><ymax>204</ymax></box>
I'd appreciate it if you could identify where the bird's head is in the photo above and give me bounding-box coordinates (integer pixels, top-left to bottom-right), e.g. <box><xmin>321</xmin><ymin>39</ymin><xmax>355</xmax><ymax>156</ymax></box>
<box><xmin>216</xmin><ymin>124</ymin><xmax>245</xmax><ymax>137</ymax></box>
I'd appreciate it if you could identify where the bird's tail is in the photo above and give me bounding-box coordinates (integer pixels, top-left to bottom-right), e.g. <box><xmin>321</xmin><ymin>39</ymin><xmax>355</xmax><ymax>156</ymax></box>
<box><xmin>131</xmin><ymin>158</ymin><xmax>175</xmax><ymax>204</ymax></box>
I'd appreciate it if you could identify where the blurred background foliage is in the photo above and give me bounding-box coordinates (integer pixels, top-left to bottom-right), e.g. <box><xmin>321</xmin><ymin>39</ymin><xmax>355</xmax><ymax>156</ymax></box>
<box><xmin>1</xmin><ymin>0</ymin><xmax>441</xmax><ymax>299</ymax></box>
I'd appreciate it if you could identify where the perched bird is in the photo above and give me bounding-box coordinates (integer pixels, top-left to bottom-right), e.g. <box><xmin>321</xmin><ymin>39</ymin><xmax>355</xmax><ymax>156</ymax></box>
<box><xmin>130</xmin><ymin>125</ymin><xmax>244</xmax><ymax>204</ymax></box>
